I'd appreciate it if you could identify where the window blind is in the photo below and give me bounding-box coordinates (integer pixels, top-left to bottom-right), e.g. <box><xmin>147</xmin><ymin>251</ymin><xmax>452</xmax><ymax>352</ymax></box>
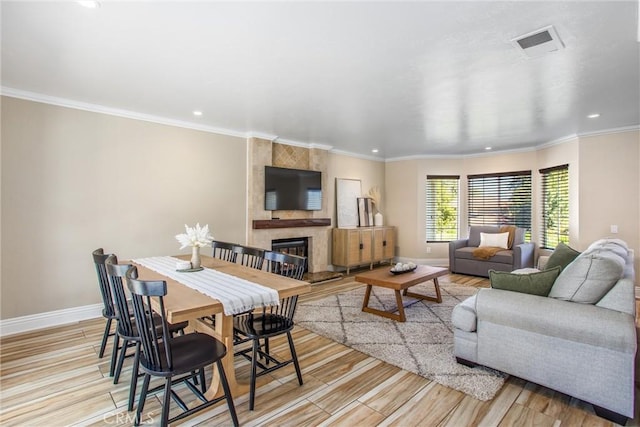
<box><xmin>540</xmin><ymin>164</ymin><xmax>569</xmax><ymax>249</ymax></box>
<box><xmin>467</xmin><ymin>170</ymin><xmax>532</xmax><ymax>232</ymax></box>
<box><xmin>426</xmin><ymin>175</ymin><xmax>460</xmax><ymax>242</ymax></box>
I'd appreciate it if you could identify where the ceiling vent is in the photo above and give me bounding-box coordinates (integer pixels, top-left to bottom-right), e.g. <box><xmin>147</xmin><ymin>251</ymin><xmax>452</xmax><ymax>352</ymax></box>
<box><xmin>511</xmin><ymin>25</ymin><xmax>564</xmax><ymax>58</ymax></box>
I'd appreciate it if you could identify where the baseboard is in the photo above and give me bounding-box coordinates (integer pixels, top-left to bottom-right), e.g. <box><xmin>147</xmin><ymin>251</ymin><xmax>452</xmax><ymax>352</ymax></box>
<box><xmin>0</xmin><ymin>303</ymin><xmax>103</xmax><ymax>337</ymax></box>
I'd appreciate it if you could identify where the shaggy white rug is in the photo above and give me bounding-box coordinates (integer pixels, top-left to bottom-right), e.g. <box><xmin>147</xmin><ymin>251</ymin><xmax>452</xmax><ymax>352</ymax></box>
<box><xmin>294</xmin><ymin>281</ymin><xmax>507</xmax><ymax>401</ymax></box>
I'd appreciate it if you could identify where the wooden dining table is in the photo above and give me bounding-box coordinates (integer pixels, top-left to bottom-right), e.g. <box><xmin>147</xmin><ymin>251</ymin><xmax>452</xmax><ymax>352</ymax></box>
<box><xmin>130</xmin><ymin>254</ymin><xmax>311</xmax><ymax>400</ymax></box>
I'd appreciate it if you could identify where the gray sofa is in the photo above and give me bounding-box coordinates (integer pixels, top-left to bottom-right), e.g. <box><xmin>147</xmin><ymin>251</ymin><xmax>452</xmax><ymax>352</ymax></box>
<box><xmin>451</xmin><ymin>239</ymin><xmax>636</xmax><ymax>424</ymax></box>
<box><xmin>449</xmin><ymin>225</ymin><xmax>535</xmax><ymax>277</ymax></box>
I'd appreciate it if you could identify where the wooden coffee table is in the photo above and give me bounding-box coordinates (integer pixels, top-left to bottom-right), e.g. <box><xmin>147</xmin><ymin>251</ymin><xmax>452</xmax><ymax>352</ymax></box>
<box><xmin>354</xmin><ymin>265</ymin><xmax>448</xmax><ymax>322</ymax></box>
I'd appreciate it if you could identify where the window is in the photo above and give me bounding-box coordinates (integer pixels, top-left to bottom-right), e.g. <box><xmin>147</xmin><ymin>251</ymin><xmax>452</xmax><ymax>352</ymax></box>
<box><xmin>426</xmin><ymin>175</ymin><xmax>460</xmax><ymax>242</ymax></box>
<box><xmin>540</xmin><ymin>164</ymin><xmax>569</xmax><ymax>249</ymax></box>
<box><xmin>467</xmin><ymin>170</ymin><xmax>532</xmax><ymax>236</ymax></box>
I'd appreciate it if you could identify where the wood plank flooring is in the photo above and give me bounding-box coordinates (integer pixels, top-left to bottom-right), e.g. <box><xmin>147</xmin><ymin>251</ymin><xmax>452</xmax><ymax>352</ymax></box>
<box><xmin>0</xmin><ymin>269</ymin><xmax>637</xmax><ymax>426</ymax></box>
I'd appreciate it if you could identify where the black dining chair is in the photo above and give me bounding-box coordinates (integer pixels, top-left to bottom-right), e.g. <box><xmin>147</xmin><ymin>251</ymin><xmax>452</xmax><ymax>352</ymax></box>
<box><xmin>211</xmin><ymin>240</ymin><xmax>238</xmax><ymax>262</ymax></box>
<box><xmin>125</xmin><ymin>266</ymin><xmax>239</xmax><ymax>427</ymax></box>
<box><xmin>105</xmin><ymin>256</ymin><xmax>188</xmax><ymax>411</ymax></box>
<box><xmin>263</xmin><ymin>250</ymin><xmax>306</xmax><ymax>280</ymax></box>
<box><xmin>233</xmin><ymin>251</ymin><xmax>307</xmax><ymax>410</ymax></box>
<box><xmin>92</xmin><ymin>248</ymin><xmax>119</xmax><ymax>375</ymax></box>
<box><xmin>205</xmin><ymin>242</ymin><xmax>267</xmax><ymax>328</ymax></box>
<box><xmin>234</xmin><ymin>245</ymin><xmax>266</xmax><ymax>270</ymax></box>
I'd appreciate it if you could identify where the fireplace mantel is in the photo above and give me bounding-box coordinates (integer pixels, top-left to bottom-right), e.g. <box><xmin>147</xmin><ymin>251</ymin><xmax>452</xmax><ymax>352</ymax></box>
<box><xmin>252</xmin><ymin>218</ymin><xmax>331</xmax><ymax>229</ymax></box>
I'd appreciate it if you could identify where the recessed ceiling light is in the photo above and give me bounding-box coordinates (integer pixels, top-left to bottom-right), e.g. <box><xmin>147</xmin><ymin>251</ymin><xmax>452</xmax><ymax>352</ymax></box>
<box><xmin>485</xmin><ymin>147</ymin><xmax>492</xmax><ymax>150</ymax></box>
<box><xmin>371</xmin><ymin>149</ymin><xmax>379</xmax><ymax>153</ymax></box>
<box><xmin>193</xmin><ymin>111</ymin><xmax>203</xmax><ymax>117</ymax></box>
<box><xmin>587</xmin><ymin>113</ymin><xmax>600</xmax><ymax>119</ymax></box>
<box><xmin>78</xmin><ymin>1</ymin><xmax>101</xmax><ymax>8</ymax></box>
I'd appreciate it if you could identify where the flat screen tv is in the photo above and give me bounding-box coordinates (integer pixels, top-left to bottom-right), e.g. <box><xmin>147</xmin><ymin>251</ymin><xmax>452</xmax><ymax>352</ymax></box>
<box><xmin>264</xmin><ymin>166</ymin><xmax>322</xmax><ymax>211</ymax></box>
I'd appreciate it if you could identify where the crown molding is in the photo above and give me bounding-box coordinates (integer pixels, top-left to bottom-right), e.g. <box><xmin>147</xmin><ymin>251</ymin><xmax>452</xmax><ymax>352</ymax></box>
<box><xmin>384</xmin><ymin>144</ymin><xmax>540</xmax><ymax>162</ymax></box>
<box><xmin>3</xmin><ymin>86</ymin><xmax>638</xmax><ymax>162</ymax></box>
<box><xmin>329</xmin><ymin>148</ymin><xmax>385</xmax><ymax>162</ymax></box>
<box><xmin>1</xmin><ymin>86</ymin><xmax>249</xmax><ymax>139</ymax></box>
<box><xmin>577</xmin><ymin>125</ymin><xmax>640</xmax><ymax>139</ymax></box>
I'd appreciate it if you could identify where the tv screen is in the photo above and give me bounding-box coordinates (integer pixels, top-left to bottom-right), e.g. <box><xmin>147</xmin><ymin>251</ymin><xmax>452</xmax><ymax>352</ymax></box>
<box><xmin>265</xmin><ymin>166</ymin><xmax>322</xmax><ymax>211</ymax></box>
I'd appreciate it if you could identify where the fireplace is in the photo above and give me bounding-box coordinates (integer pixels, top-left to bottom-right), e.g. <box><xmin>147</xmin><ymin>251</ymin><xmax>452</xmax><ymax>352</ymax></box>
<box><xmin>271</xmin><ymin>237</ymin><xmax>309</xmax><ymax>272</ymax></box>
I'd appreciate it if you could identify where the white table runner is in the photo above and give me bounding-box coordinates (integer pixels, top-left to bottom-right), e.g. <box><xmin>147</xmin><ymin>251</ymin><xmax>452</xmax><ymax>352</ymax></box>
<box><xmin>132</xmin><ymin>256</ymin><xmax>280</xmax><ymax>315</ymax></box>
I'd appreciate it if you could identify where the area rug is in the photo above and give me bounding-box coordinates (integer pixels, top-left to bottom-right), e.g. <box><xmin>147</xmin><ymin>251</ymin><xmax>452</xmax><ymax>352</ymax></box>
<box><xmin>294</xmin><ymin>281</ymin><xmax>507</xmax><ymax>401</ymax></box>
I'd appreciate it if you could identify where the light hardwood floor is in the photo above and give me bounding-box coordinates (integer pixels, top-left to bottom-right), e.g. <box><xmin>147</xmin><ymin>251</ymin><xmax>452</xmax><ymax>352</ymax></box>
<box><xmin>1</xmin><ymin>269</ymin><xmax>637</xmax><ymax>426</ymax></box>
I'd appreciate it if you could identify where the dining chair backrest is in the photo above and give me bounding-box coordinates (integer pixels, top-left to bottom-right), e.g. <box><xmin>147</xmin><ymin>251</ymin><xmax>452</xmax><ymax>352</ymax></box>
<box><xmin>105</xmin><ymin>255</ymin><xmax>135</xmax><ymax>338</ymax></box>
<box><xmin>93</xmin><ymin>248</ymin><xmax>116</xmax><ymax>318</ymax></box>
<box><xmin>211</xmin><ymin>240</ymin><xmax>238</xmax><ymax>263</ymax></box>
<box><xmin>263</xmin><ymin>251</ymin><xmax>307</xmax><ymax>281</ymax></box>
<box><xmin>126</xmin><ymin>266</ymin><xmax>173</xmax><ymax>372</ymax></box>
<box><xmin>234</xmin><ymin>245</ymin><xmax>266</xmax><ymax>270</ymax></box>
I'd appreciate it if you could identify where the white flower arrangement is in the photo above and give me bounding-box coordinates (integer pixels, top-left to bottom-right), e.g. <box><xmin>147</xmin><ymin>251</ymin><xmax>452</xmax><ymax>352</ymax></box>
<box><xmin>367</xmin><ymin>186</ymin><xmax>382</xmax><ymax>214</ymax></box>
<box><xmin>175</xmin><ymin>223</ymin><xmax>214</xmax><ymax>249</ymax></box>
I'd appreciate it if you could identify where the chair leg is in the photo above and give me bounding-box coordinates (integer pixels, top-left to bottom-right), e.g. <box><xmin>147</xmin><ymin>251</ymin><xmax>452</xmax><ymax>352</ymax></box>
<box><xmin>99</xmin><ymin>318</ymin><xmax>113</xmax><ymax>358</ymax></box>
<box><xmin>161</xmin><ymin>377</ymin><xmax>172</xmax><ymax>427</ymax></box>
<box><xmin>135</xmin><ymin>373</ymin><xmax>151</xmax><ymax>426</ymax></box>
<box><xmin>287</xmin><ymin>331</ymin><xmax>303</xmax><ymax>385</ymax></box>
<box><xmin>249</xmin><ymin>339</ymin><xmax>259</xmax><ymax>410</ymax></box>
<box><xmin>199</xmin><ymin>369</ymin><xmax>206</xmax><ymax>393</ymax></box>
<box><xmin>127</xmin><ymin>342</ymin><xmax>141</xmax><ymax>412</ymax></box>
<box><xmin>216</xmin><ymin>360</ymin><xmax>239</xmax><ymax>427</ymax></box>
<box><xmin>109</xmin><ymin>333</ymin><xmax>120</xmax><ymax>377</ymax></box>
<box><xmin>264</xmin><ymin>338</ymin><xmax>270</xmax><ymax>364</ymax></box>
<box><xmin>113</xmin><ymin>336</ymin><xmax>129</xmax><ymax>384</ymax></box>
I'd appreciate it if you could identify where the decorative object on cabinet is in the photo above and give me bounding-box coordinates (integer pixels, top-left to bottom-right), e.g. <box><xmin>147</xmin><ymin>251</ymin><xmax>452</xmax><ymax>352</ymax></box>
<box><xmin>332</xmin><ymin>226</ymin><xmax>396</xmax><ymax>274</ymax></box>
<box><xmin>336</xmin><ymin>178</ymin><xmax>361</xmax><ymax>228</ymax></box>
<box><xmin>367</xmin><ymin>186</ymin><xmax>383</xmax><ymax>226</ymax></box>
<box><xmin>357</xmin><ymin>197</ymin><xmax>374</xmax><ymax>227</ymax></box>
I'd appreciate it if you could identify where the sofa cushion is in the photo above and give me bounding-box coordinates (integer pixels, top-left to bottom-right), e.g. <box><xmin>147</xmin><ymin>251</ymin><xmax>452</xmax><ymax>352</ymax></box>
<box><xmin>468</xmin><ymin>226</ymin><xmax>500</xmax><ymax>247</ymax></box>
<box><xmin>479</xmin><ymin>232</ymin><xmax>509</xmax><ymax>249</ymax></box>
<box><xmin>544</xmin><ymin>242</ymin><xmax>581</xmax><ymax>272</ymax></box>
<box><xmin>584</xmin><ymin>238</ymin><xmax>628</xmax><ymax>259</ymax></box>
<box><xmin>489</xmin><ymin>266</ymin><xmax>561</xmax><ymax>297</ymax></box>
<box><xmin>451</xmin><ymin>294</ymin><xmax>478</xmax><ymax>332</ymax></box>
<box><xmin>549</xmin><ymin>250</ymin><xmax>625</xmax><ymax>304</ymax></box>
<box><xmin>455</xmin><ymin>247</ymin><xmax>513</xmax><ymax>264</ymax></box>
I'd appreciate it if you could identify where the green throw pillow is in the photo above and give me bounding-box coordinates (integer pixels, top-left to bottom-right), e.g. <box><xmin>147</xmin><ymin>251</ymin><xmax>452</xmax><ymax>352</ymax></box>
<box><xmin>545</xmin><ymin>242</ymin><xmax>581</xmax><ymax>272</ymax></box>
<box><xmin>489</xmin><ymin>266</ymin><xmax>562</xmax><ymax>297</ymax></box>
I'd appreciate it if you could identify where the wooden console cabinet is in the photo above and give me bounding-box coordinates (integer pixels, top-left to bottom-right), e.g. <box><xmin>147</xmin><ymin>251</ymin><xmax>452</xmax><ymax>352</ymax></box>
<box><xmin>332</xmin><ymin>226</ymin><xmax>396</xmax><ymax>274</ymax></box>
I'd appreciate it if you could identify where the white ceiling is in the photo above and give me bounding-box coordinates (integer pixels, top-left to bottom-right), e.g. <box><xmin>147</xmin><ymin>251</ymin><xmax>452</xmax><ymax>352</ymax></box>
<box><xmin>2</xmin><ymin>1</ymin><xmax>639</xmax><ymax>159</ymax></box>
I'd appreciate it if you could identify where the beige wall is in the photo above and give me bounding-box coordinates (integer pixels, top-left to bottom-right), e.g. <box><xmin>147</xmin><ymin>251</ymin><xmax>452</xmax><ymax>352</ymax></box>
<box><xmin>578</xmin><ymin>131</ymin><xmax>639</xmax><ymax>274</ymax></box>
<box><xmin>1</xmin><ymin>97</ymin><xmax>248</xmax><ymax>319</ymax></box>
<box><xmin>326</xmin><ymin>152</ymin><xmax>386</xmax><ymax>223</ymax></box>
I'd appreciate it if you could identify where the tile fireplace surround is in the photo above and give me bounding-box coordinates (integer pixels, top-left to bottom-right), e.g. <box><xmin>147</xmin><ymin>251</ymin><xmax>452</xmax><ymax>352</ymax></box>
<box><xmin>247</xmin><ymin>138</ymin><xmax>331</xmax><ymax>273</ymax></box>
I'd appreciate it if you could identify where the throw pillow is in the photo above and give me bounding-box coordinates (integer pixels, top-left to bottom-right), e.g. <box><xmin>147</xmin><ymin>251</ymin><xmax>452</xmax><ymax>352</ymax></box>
<box><xmin>548</xmin><ymin>253</ymin><xmax>624</xmax><ymax>304</ymax></box>
<box><xmin>544</xmin><ymin>242</ymin><xmax>581</xmax><ymax>272</ymax></box>
<box><xmin>489</xmin><ymin>266</ymin><xmax>561</xmax><ymax>297</ymax></box>
<box><xmin>479</xmin><ymin>232</ymin><xmax>509</xmax><ymax>249</ymax></box>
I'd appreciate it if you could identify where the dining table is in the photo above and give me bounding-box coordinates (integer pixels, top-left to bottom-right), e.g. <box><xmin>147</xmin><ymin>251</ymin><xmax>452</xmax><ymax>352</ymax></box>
<box><xmin>129</xmin><ymin>253</ymin><xmax>311</xmax><ymax>400</ymax></box>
